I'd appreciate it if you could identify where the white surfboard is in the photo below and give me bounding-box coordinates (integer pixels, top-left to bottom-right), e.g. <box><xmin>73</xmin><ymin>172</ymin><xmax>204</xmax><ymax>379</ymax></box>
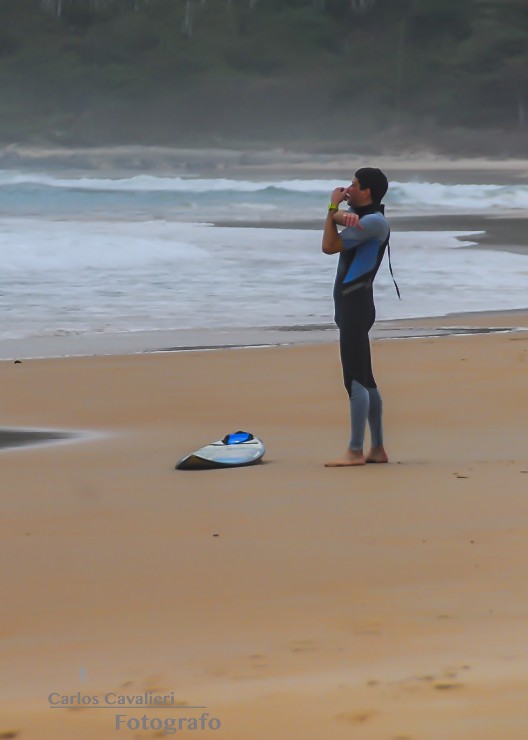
<box><xmin>175</xmin><ymin>431</ymin><xmax>265</xmax><ymax>470</ymax></box>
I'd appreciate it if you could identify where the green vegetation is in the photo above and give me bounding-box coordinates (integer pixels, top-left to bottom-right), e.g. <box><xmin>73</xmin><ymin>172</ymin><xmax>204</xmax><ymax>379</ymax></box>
<box><xmin>1</xmin><ymin>0</ymin><xmax>527</xmax><ymax>150</ymax></box>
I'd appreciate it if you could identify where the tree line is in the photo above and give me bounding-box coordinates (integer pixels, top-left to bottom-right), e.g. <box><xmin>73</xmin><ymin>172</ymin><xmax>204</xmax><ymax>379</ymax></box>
<box><xmin>0</xmin><ymin>0</ymin><xmax>527</xmax><ymax>148</ymax></box>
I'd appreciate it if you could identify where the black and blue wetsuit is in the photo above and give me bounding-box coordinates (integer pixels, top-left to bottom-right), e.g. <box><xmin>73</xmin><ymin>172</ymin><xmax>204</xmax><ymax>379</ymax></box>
<box><xmin>333</xmin><ymin>203</ymin><xmax>390</xmax><ymax>396</ymax></box>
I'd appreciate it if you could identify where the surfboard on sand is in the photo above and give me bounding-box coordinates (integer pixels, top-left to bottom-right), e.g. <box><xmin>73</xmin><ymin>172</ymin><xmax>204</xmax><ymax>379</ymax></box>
<box><xmin>175</xmin><ymin>431</ymin><xmax>265</xmax><ymax>471</ymax></box>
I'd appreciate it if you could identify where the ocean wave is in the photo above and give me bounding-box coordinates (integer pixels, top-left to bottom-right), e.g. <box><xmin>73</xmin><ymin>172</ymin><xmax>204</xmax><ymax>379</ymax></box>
<box><xmin>0</xmin><ymin>171</ymin><xmax>336</xmax><ymax>193</ymax></box>
<box><xmin>390</xmin><ymin>181</ymin><xmax>528</xmax><ymax>210</ymax></box>
<box><xmin>1</xmin><ymin>171</ymin><xmax>528</xmax><ymax>210</ymax></box>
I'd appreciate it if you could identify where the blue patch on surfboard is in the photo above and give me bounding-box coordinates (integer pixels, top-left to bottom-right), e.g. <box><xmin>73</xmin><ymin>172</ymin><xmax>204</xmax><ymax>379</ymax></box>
<box><xmin>175</xmin><ymin>431</ymin><xmax>265</xmax><ymax>470</ymax></box>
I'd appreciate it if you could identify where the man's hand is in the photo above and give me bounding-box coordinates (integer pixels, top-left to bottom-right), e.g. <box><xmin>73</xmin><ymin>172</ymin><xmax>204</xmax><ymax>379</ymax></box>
<box><xmin>343</xmin><ymin>212</ymin><xmax>361</xmax><ymax>227</ymax></box>
<box><xmin>330</xmin><ymin>186</ymin><xmax>348</xmax><ymax>205</ymax></box>
<box><xmin>323</xmin><ymin>185</ymin><xmax>360</xmax><ymax>254</ymax></box>
<box><xmin>334</xmin><ymin>211</ymin><xmax>362</xmax><ymax>229</ymax></box>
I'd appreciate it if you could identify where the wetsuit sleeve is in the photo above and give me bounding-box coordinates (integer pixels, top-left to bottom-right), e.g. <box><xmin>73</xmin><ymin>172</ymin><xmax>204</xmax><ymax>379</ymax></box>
<box><xmin>340</xmin><ymin>215</ymin><xmax>388</xmax><ymax>251</ymax></box>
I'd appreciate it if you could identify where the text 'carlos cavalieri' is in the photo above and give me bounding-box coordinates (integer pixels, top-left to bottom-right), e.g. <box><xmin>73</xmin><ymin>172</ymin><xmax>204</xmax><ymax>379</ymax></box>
<box><xmin>48</xmin><ymin>692</ymin><xmax>222</xmax><ymax>733</ymax></box>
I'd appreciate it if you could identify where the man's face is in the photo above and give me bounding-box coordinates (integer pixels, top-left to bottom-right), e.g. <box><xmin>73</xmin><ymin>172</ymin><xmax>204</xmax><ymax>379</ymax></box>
<box><xmin>346</xmin><ymin>178</ymin><xmax>371</xmax><ymax>208</ymax></box>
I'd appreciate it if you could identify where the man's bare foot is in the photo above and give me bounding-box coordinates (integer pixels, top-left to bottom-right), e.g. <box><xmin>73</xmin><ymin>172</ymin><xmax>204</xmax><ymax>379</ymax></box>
<box><xmin>365</xmin><ymin>446</ymin><xmax>389</xmax><ymax>463</ymax></box>
<box><xmin>324</xmin><ymin>448</ymin><xmax>365</xmax><ymax>467</ymax></box>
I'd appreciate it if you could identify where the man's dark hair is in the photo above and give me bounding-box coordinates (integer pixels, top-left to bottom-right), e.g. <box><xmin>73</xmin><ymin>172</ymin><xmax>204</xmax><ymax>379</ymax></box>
<box><xmin>355</xmin><ymin>167</ymin><xmax>389</xmax><ymax>205</ymax></box>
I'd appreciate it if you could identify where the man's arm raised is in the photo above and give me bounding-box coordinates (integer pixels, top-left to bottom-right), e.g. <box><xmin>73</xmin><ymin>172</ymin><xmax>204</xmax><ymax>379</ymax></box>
<box><xmin>322</xmin><ymin>187</ymin><xmax>361</xmax><ymax>254</ymax></box>
<box><xmin>322</xmin><ymin>209</ymin><xmax>344</xmax><ymax>254</ymax></box>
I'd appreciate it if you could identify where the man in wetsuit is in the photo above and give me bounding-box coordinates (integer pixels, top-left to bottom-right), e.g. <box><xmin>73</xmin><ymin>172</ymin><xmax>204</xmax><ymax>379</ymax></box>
<box><xmin>322</xmin><ymin>167</ymin><xmax>390</xmax><ymax>467</ymax></box>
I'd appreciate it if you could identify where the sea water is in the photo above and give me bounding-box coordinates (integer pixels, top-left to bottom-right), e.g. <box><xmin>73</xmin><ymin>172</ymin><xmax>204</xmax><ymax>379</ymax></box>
<box><xmin>0</xmin><ymin>172</ymin><xmax>527</xmax><ymax>342</ymax></box>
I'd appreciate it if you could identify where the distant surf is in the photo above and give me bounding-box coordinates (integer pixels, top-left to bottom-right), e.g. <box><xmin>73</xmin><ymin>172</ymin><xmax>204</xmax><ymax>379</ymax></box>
<box><xmin>1</xmin><ymin>171</ymin><xmax>528</xmax><ymax>214</ymax></box>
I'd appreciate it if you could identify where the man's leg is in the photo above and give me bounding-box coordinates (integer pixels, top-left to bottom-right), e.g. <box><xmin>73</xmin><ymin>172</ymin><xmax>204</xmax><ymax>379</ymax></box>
<box><xmin>349</xmin><ymin>380</ymin><xmax>370</xmax><ymax>451</ymax></box>
<box><xmin>365</xmin><ymin>386</ymin><xmax>388</xmax><ymax>463</ymax></box>
<box><xmin>326</xmin><ymin>296</ymin><xmax>385</xmax><ymax>467</ymax></box>
<box><xmin>325</xmin><ymin>379</ymin><xmax>369</xmax><ymax>466</ymax></box>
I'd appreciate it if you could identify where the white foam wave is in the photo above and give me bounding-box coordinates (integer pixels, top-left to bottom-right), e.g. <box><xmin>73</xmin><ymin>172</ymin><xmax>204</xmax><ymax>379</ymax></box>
<box><xmin>2</xmin><ymin>170</ymin><xmax>528</xmax><ymax>211</ymax></box>
<box><xmin>390</xmin><ymin>181</ymin><xmax>528</xmax><ymax>210</ymax></box>
<box><xmin>0</xmin><ymin>219</ymin><xmax>526</xmax><ymax>342</ymax></box>
<box><xmin>0</xmin><ymin>171</ymin><xmax>336</xmax><ymax>193</ymax></box>
<box><xmin>0</xmin><ymin>219</ymin><xmax>208</xmax><ymax>272</ymax></box>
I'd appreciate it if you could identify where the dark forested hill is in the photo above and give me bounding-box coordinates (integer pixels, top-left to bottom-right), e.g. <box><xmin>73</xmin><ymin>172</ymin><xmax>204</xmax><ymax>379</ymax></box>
<box><xmin>1</xmin><ymin>0</ymin><xmax>527</xmax><ymax>151</ymax></box>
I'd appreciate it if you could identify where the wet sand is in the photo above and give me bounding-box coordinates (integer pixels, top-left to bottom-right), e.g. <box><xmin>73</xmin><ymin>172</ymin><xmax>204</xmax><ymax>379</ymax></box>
<box><xmin>1</xmin><ymin>313</ymin><xmax>527</xmax><ymax>739</ymax></box>
<box><xmin>0</xmin><ymin>428</ymin><xmax>77</xmax><ymax>450</ymax></box>
<box><xmin>0</xmin><ymin>309</ymin><xmax>526</xmax><ymax>362</ymax></box>
<box><xmin>213</xmin><ymin>213</ymin><xmax>528</xmax><ymax>257</ymax></box>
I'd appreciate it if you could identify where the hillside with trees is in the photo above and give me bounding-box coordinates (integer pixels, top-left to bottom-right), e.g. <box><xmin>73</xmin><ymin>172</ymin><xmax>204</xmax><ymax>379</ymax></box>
<box><xmin>1</xmin><ymin>0</ymin><xmax>527</xmax><ymax>152</ymax></box>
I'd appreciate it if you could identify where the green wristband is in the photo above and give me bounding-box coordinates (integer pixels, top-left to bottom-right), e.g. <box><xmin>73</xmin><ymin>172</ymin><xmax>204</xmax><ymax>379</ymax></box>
<box><xmin>328</xmin><ymin>203</ymin><xmax>339</xmax><ymax>212</ymax></box>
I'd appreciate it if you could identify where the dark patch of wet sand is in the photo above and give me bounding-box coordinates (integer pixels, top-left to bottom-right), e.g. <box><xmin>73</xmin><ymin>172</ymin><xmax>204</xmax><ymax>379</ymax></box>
<box><xmin>0</xmin><ymin>429</ymin><xmax>77</xmax><ymax>451</ymax></box>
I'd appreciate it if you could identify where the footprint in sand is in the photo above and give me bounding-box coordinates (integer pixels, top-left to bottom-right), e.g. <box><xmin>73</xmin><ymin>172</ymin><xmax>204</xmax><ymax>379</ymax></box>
<box><xmin>335</xmin><ymin>710</ymin><xmax>379</xmax><ymax>724</ymax></box>
<box><xmin>142</xmin><ymin>676</ymin><xmax>167</xmax><ymax>693</ymax></box>
<box><xmin>434</xmin><ymin>682</ymin><xmax>464</xmax><ymax>690</ymax></box>
<box><xmin>246</xmin><ymin>654</ymin><xmax>268</xmax><ymax>669</ymax></box>
<box><xmin>289</xmin><ymin>639</ymin><xmax>317</xmax><ymax>653</ymax></box>
<box><xmin>354</xmin><ymin>627</ymin><xmax>382</xmax><ymax>636</ymax></box>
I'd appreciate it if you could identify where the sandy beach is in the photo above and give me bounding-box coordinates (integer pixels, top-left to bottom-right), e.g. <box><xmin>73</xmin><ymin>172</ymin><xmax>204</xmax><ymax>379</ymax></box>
<box><xmin>1</xmin><ymin>311</ymin><xmax>527</xmax><ymax>739</ymax></box>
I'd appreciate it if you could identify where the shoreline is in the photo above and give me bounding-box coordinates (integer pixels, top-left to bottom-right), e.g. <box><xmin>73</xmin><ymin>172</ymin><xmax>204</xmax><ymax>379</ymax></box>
<box><xmin>0</xmin><ymin>308</ymin><xmax>526</xmax><ymax>362</ymax></box>
<box><xmin>1</xmin><ymin>310</ymin><xmax>526</xmax><ymax>452</ymax></box>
